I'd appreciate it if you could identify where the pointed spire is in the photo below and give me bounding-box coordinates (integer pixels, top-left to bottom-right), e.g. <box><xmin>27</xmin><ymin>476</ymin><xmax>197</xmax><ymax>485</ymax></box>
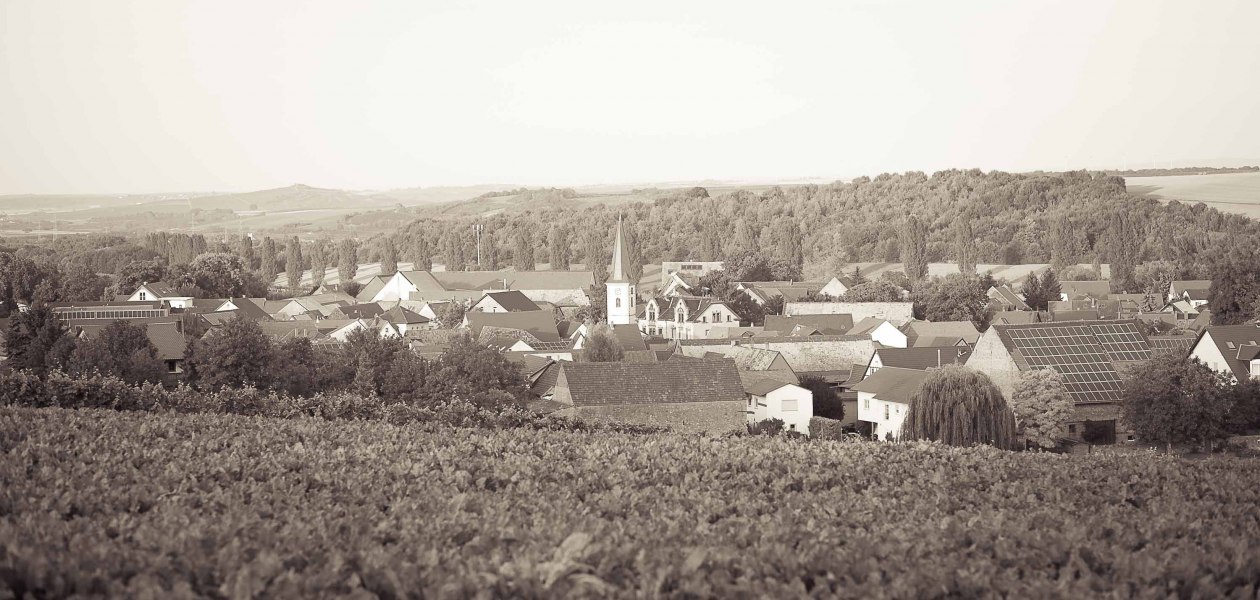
<box><xmin>609</xmin><ymin>214</ymin><xmax>628</xmax><ymax>283</ymax></box>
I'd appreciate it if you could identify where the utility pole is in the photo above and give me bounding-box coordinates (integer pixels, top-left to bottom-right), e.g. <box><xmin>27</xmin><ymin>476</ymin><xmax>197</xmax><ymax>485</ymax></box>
<box><xmin>473</xmin><ymin>223</ymin><xmax>484</xmax><ymax>268</ymax></box>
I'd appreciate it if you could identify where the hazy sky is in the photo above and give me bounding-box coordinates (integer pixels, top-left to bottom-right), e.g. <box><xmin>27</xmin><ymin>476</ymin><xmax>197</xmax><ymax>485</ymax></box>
<box><xmin>2</xmin><ymin>0</ymin><xmax>1259</xmax><ymax>195</ymax></box>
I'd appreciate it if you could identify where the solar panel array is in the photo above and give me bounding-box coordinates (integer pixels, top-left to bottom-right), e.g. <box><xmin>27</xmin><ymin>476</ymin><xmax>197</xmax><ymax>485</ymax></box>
<box><xmin>1003</xmin><ymin>323</ymin><xmax>1152</xmax><ymax>404</ymax></box>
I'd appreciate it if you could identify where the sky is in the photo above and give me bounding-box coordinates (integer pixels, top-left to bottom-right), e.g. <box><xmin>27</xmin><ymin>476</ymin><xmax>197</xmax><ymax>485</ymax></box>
<box><xmin>2</xmin><ymin>0</ymin><xmax>1259</xmax><ymax>195</ymax></box>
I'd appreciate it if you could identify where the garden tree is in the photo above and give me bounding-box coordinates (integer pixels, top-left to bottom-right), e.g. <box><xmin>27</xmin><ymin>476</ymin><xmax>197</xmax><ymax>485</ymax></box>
<box><xmin>849</xmin><ymin>266</ymin><xmax>866</xmax><ymax>286</ymax></box>
<box><xmin>901</xmin><ymin>365</ymin><xmax>1018</xmax><ymax>450</ymax></box>
<box><xmin>4</xmin><ymin>303</ymin><xmax>74</xmax><ymax>374</ymax></box>
<box><xmin>1039</xmin><ymin>268</ymin><xmax>1062</xmax><ymax>306</ymax></box>
<box><xmin>1021</xmin><ymin>271</ymin><xmax>1048</xmax><ymax>311</ymax></box>
<box><xmin>436</xmin><ymin>300</ymin><xmax>467</xmax><ymax>328</ymax></box>
<box><xmin>260</xmin><ymin>237</ymin><xmax>278</xmax><ymax>283</ymax></box>
<box><xmin>1133</xmin><ymin>260</ymin><xmax>1176</xmax><ymax>301</ymax></box>
<box><xmin>513</xmin><ymin>227</ymin><xmax>535</xmax><ymax>271</ymax></box>
<box><xmin>1009</xmin><ymin>368</ymin><xmax>1074</xmax><ymax>449</ymax></box>
<box><xmin>66</xmin><ymin>320</ymin><xmax>164</xmax><ymax>385</ymax></box>
<box><xmin>584</xmin><ymin>324</ymin><xmax>624</xmax><ymax>362</ymax></box>
<box><xmin>800</xmin><ymin>375</ymin><xmax>842</xmax><ymax>421</ymax></box>
<box><xmin>912</xmin><ymin>274</ymin><xmax>990</xmax><ymax>326</ymax></box>
<box><xmin>423</xmin><ymin>333</ymin><xmax>529</xmax><ymax>404</ymax></box>
<box><xmin>1001</xmin><ymin>240</ymin><xmax>1024</xmax><ymax>265</ymax></box>
<box><xmin>270</xmin><ymin>337</ymin><xmax>318</xmax><ymax>397</ymax></box>
<box><xmin>954</xmin><ymin>218</ymin><xmax>976</xmax><ymax>274</ymax></box>
<box><xmin>105</xmin><ymin>258</ymin><xmax>168</xmax><ymax>300</ymax></box>
<box><xmin>341</xmin><ymin>282</ymin><xmax>363</xmax><ymax>298</ymax></box>
<box><xmin>1121</xmin><ymin>354</ymin><xmax>1233</xmax><ymax>452</ymax></box>
<box><xmin>1222</xmin><ymin>378</ymin><xmax>1260</xmax><ymax>435</ymax></box>
<box><xmin>236</xmin><ymin>236</ymin><xmax>255</xmax><ymax>270</ymax></box>
<box><xmin>1106</xmin><ymin>211</ymin><xmax>1143</xmax><ymax>293</ymax></box>
<box><xmin>55</xmin><ymin>263</ymin><xmax>108</xmax><ymax>302</ymax></box>
<box><xmin>343</xmin><ymin>328</ymin><xmax>410</xmax><ymax>396</ymax></box>
<box><xmin>1207</xmin><ymin>236</ymin><xmax>1260</xmax><ymax>325</ymax></box>
<box><xmin>380</xmin><ymin>350</ymin><xmax>430</xmax><ymax>402</ymax></box>
<box><xmin>380</xmin><ymin>236</ymin><xmax>399</xmax><ymax>276</ymax></box>
<box><xmin>900</xmin><ymin>215</ymin><xmax>929</xmax><ymax>286</ymax></box>
<box><xmin>548</xmin><ymin>224</ymin><xmax>570</xmax><ymax>270</ymax></box>
<box><xmin>337</xmin><ymin>238</ymin><xmax>359</xmax><ymax>286</ymax></box>
<box><xmin>308</xmin><ymin>238</ymin><xmax>329</xmax><ymax>289</ymax></box>
<box><xmin>285</xmin><ymin>236</ymin><xmax>304</xmax><ymax>295</ymax></box>
<box><xmin>180</xmin><ymin>253</ymin><xmax>253</xmax><ymax>298</ymax></box>
<box><xmin>841</xmin><ymin>280</ymin><xmax>904</xmax><ymax>302</ymax></box>
<box><xmin>185</xmin><ymin>315</ymin><xmax>273</xmax><ymax>390</ymax></box>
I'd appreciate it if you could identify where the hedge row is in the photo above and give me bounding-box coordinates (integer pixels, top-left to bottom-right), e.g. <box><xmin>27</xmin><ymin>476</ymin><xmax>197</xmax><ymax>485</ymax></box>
<box><xmin>0</xmin><ymin>369</ymin><xmax>665</xmax><ymax>435</ymax></box>
<box><xmin>3</xmin><ymin>406</ymin><xmax>1259</xmax><ymax>598</ymax></box>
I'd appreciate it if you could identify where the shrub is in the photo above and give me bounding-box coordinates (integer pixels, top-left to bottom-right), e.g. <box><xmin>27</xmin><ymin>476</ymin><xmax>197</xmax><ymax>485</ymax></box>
<box><xmin>809</xmin><ymin>416</ymin><xmax>847</xmax><ymax>440</ymax></box>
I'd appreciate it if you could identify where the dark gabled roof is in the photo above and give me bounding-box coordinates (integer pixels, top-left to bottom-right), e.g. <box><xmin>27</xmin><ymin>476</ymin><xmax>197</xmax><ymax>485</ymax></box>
<box><xmin>464</xmin><ymin>309</ymin><xmax>560</xmax><ymax>343</ymax></box>
<box><xmin>356</xmin><ymin>277</ymin><xmax>386</xmax><ymax>302</ymax></box>
<box><xmin>484</xmin><ymin>336</ymin><xmax>522</xmax><ymax>352</ymax></box>
<box><xmin>989</xmin><ymin>320</ymin><xmax>1153</xmax><ymax>404</ymax></box>
<box><xmin>380</xmin><ymin>305</ymin><xmax>429</xmax><ymax>325</ymax></box>
<box><xmin>992</xmin><ymin>311</ymin><xmax>1044</xmax><ymax>325</ymax></box>
<box><xmin>724</xmin><ymin>345</ymin><xmax>787</xmax><ymax>371</ymax></box>
<box><xmin>339</xmin><ymin>303</ymin><xmax>386</xmax><ymax>319</ymax></box>
<box><xmin>1184</xmin><ymin>289</ymin><xmax>1210</xmax><ymax>301</ymax></box>
<box><xmin>145</xmin><ymin>322</ymin><xmax>187</xmax><ymax>361</ymax></box>
<box><xmin>139</xmin><ymin>281</ymin><xmax>190</xmax><ymax>297</ymax></box>
<box><xmin>558</xmin><ymin>359</ymin><xmax>745</xmax><ymax>407</ymax></box>
<box><xmin>902</xmin><ymin>320</ymin><xmax>981</xmax><ymax>346</ymax></box>
<box><xmin>745</xmin><ymin>378</ymin><xmax>796</xmax><ymax>396</ymax></box>
<box><xmin>1059</xmin><ymin>280</ymin><xmax>1112</xmax><ymax>300</ymax></box>
<box><xmin>256</xmin><ymin>321</ymin><xmax>329</xmax><ymax>341</ymax></box>
<box><xmin>850</xmin><ymin>366</ymin><xmax>929</xmax><ymax>405</ymax></box>
<box><xmin>1170</xmin><ymin>280</ymin><xmax>1211</xmax><ymax>293</ymax></box>
<box><xmin>763</xmin><ymin>314</ymin><xmax>855</xmax><ymax>335</ymax></box>
<box><xmin>988</xmin><ymin>285</ymin><xmax>1030</xmax><ymax>310</ymax></box>
<box><xmin>221</xmin><ymin>298</ymin><xmax>272</xmax><ymax>321</ymax></box>
<box><xmin>611</xmin><ymin>324</ymin><xmax>648</xmax><ymax>351</ymax></box>
<box><xmin>1197</xmin><ymin>324</ymin><xmax>1260</xmax><ymax>381</ymax></box>
<box><xmin>847</xmin><ymin>317</ymin><xmax>891</xmax><ymax>336</ymax></box>
<box><xmin>873</xmin><ymin>346</ymin><xmax>970</xmax><ymax>371</ymax></box>
<box><xmin>479</xmin><ymin>290</ymin><xmax>540</xmax><ymax>312</ymax></box>
<box><xmin>529</xmin><ymin>361</ymin><xmax>562</xmax><ymax>397</ymax></box>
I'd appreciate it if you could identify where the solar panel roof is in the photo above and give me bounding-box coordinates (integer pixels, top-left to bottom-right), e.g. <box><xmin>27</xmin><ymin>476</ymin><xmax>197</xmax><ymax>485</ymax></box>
<box><xmin>999</xmin><ymin>321</ymin><xmax>1153</xmax><ymax>404</ymax></box>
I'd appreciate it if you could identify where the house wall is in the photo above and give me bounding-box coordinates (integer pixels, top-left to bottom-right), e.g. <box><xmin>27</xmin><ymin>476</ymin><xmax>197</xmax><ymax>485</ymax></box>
<box><xmin>965</xmin><ymin>329</ymin><xmax>1021</xmax><ymax>399</ymax></box>
<box><xmin>373</xmin><ymin>273</ymin><xmax>419</xmax><ymax>303</ymax></box>
<box><xmin>1190</xmin><ymin>332</ymin><xmax>1233</xmax><ymax>380</ymax></box>
<box><xmin>820</xmin><ymin>278</ymin><xmax>848</xmax><ymax>298</ymax></box>
<box><xmin>785</xmin><ymin>302</ymin><xmax>915</xmax><ymax>326</ymax></box>
<box><xmin>762</xmin><ymin>385</ymin><xmax>814</xmax><ymax>435</ymax></box>
<box><xmin>870</xmin><ymin>322</ymin><xmax>908</xmax><ymax>348</ymax></box>
<box><xmin>573</xmin><ymin>401</ymin><xmax>746</xmax><ymax>435</ymax></box>
<box><xmin>856</xmin><ymin>391</ymin><xmax>909</xmax><ymax>440</ymax></box>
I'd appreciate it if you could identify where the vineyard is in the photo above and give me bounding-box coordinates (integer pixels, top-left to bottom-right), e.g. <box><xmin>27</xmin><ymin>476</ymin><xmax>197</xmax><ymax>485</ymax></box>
<box><xmin>3</xmin><ymin>407</ymin><xmax>1259</xmax><ymax>598</ymax></box>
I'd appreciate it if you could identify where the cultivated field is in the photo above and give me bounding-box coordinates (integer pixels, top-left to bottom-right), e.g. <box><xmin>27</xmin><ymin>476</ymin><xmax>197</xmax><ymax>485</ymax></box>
<box><xmin>1128</xmin><ymin>172</ymin><xmax>1260</xmax><ymax>219</ymax></box>
<box><xmin>3</xmin><ymin>407</ymin><xmax>1257</xmax><ymax>598</ymax></box>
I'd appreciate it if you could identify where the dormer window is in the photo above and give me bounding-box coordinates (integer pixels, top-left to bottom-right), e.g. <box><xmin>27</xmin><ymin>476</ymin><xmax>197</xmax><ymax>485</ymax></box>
<box><xmin>138</xmin><ymin>291</ymin><xmax>146</xmax><ymax>301</ymax></box>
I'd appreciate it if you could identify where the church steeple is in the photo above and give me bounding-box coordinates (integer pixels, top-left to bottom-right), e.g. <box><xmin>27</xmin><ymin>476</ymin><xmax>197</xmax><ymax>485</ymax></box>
<box><xmin>606</xmin><ymin>215</ymin><xmax>635</xmax><ymax>325</ymax></box>
<box><xmin>609</xmin><ymin>214</ymin><xmax>628</xmax><ymax>283</ymax></box>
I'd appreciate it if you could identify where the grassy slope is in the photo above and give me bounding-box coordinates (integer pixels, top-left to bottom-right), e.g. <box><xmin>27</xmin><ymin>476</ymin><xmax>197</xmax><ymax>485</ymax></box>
<box><xmin>2</xmin><ymin>407</ymin><xmax>1258</xmax><ymax>598</ymax></box>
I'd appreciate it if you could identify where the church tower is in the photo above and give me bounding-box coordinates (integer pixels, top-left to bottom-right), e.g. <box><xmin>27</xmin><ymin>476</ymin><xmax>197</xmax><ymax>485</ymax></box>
<box><xmin>606</xmin><ymin>215</ymin><xmax>635</xmax><ymax>325</ymax></box>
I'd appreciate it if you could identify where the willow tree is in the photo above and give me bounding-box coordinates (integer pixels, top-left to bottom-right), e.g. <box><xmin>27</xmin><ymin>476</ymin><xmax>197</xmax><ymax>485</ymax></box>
<box><xmin>901</xmin><ymin>365</ymin><xmax>1018</xmax><ymax>450</ymax></box>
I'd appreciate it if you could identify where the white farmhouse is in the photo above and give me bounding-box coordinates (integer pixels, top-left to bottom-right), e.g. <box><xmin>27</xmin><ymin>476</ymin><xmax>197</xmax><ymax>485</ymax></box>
<box><xmin>745</xmin><ymin>379</ymin><xmax>814</xmax><ymax>435</ymax></box>
<box><xmin>1190</xmin><ymin>324</ymin><xmax>1260</xmax><ymax>382</ymax></box>
<box><xmin>852</xmin><ymin>366</ymin><xmax>928</xmax><ymax>441</ymax></box>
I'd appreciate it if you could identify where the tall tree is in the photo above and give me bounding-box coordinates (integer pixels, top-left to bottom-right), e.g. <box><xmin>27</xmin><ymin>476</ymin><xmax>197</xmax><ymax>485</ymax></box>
<box><xmin>770</xmin><ymin>220</ymin><xmax>804</xmax><ymax>270</ymax></box>
<box><xmin>67</xmin><ymin>320</ymin><xmax>164</xmax><ymax>385</ymax></box>
<box><xmin>260</xmin><ymin>237</ymin><xmax>278</xmax><ymax>284</ymax></box>
<box><xmin>624</xmin><ymin>221</ymin><xmax>644</xmax><ymax>284</ymax></box>
<box><xmin>513</xmin><ymin>227</ymin><xmax>535</xmax><ymax>271</ymax></box>
<box><xmin>308</xmin><ymin>238</ymin><xmax>329</xmax><ymax>290</ymax></box>
<box><xmin>954</xmin><ymin>218</ymin><xmax>976</xmax><ymax>274</ymax></box>
<box><xmin>338</xmin><ymin>239</ymin><xmax>359</xmax><ymax>287</ymax></box>
<box><xmin>1048</xmin><ymin>214</ymin><xmax>1082</xmax><ymax>273</ymax></box>
<box><xmin>900</xmin><ymin>215</ymin><xmax>929</xmax><ymax>286</ymax></box>
<box><xmin>4</xmin><ymin>303</ymin><xmax>73</xmax><ymax>374</ymax></box>
<box><xmin>901</xmin><ymin>365</ymin><xmax>1018</xmax><ymax>450</ymax></box>
<box><xmin>730</xmin><ymin>218</ymin><xmax>758</xmax><ymax>257</ymax></box>
<box><xmin>412</xmin><ymin>236</ymin><xmax>433</xmax><ymax>272</ymax></box>
<box><xmin>1021</xmin><ymin>271</ymin><xmax>1048</xmax><ymax>311</ymax></box>
<box><xmin>237</xmin><ymin>236</ymin><xmax>256</xmax><ymax>270</ymax></box>
<box><xmin>1039</xmin><ymin>268</ymin><xmax>1062</xmax><ymax>307</ymax></box>
<box><xmin>380</xmin><ymin>237</ymin><xmax>399</xmax><ymax>277</ymax></box>
<box><xmin>1107</xmin><ymin>211</ymin><xmax>1143</xmax><ymax>293</ymax></box>
<box><xmin>186</xmin><ymin>315</ymin><xmax>273</xmax><ymax>391</ymax></box>
<box><xmin>548</xmin><ymin>224</ymin><xmax>571</xmax><ymax>270</ymax></box>
<box><xmin>285</xmin><ymin>236</ymin><xmax>304</xmax><ymax>295</ymax></box>
<box><xmin>1009</xmin><ymin>368</ymin><xmax>1074</xmax><ymax>449</ymax></box>
<box><xmin>1207</xmin><ymin>236</ymin><xmax>1260</xmax><ymax>325</ymax></box>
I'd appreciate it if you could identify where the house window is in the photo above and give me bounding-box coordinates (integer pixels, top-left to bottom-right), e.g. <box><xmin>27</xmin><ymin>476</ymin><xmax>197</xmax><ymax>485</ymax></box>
<box><xmin>1068</xmin><ymin>424</ymin><xmax>1077</xmax><ymax>434</ymax></box>
<box><xmin>884</xmin><ymin>405</ymin><xmax>889</xmax><ymax>420</ymax></box>
<box><xmin>138</xmin><ymin>291</ymin><xmax>146</xmax><ymax>300</ymax></box>
<box><xmin>782</xmin><ymin>399</ymin><xmax>798</xmax><ymax>411</ymax></box>
<box><xmin>712</xmin><ymin>311</ymin><xmax>720</xmax><ymax>322</ymax></box>
<box><xmin>864</xmin><ymin>398</ymin><xmax>869</xmax><ymax>409</ymax></box>
<box><xmin>615</xmin><ymin>298</ymin><xmax>621</xmax><ymax>308</ymax></box>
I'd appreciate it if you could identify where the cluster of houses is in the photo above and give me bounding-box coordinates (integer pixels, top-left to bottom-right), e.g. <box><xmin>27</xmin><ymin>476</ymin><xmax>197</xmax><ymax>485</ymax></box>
<box><xmin>24</xmin><ymin>218</ymin><xmax>1258</xmax><ymax>445</ymax></box>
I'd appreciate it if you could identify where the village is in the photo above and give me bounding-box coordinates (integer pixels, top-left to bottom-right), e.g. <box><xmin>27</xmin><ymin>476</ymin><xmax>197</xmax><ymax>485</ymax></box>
<box><xmin>30</xmin><ymin>216</ymin><xmax>1253</xmax><ymax>450</ymax></box>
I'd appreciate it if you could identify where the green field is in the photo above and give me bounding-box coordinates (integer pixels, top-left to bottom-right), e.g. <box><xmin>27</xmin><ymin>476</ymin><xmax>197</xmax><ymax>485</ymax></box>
<box><xmin>2</xmin><ymin>406</ymin><xmax>1258</xmax><ymax>598</ymax></box>
<box><xmin>1128</xmin><ymin>172</ymin><xmax>1260</xmax><ymax>219</ymax></box>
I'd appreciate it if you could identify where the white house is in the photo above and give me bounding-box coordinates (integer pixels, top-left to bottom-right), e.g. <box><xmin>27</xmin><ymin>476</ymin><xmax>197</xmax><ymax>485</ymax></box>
<box><xmin>745</xmin><ymin>379</ymin><xmax>814</xmax><ymax>435</ymax></box>
<box><xmin>128</xmin><ymin>281</ymin><xmax>194</xmax><ymax>309</ymax></box>
<box><xmin>470</xmin><ymin>290</ymin><xmax>540</xmax><ymax>313</ymax></box>
<box><xmin>1190</xmin><ymin>324</ymin><xmax>1260</xmax><ymax>382</ymax></box>
<box><xmin>852</xmin><ymin>367</ymin><xmax>929</xmax><ymax>441</ymax></box>
<box><xmin>324</xmin><ymin>319</ymin><xmax>373</xmax><ymax>342</ymax></box>
<box><xmin>846</xmin><ymin>317</ymin><xmax>907</xmax><ymax>348</ymax></box>
<box><xmin>1168</xmin><ymin>280</ymin><xmax>1211</xmax><ymax>305</ymax></box>
<box><xmin>638</xmin><ymin>296</ymin><xmax>743</xmax><ymax>339</ymax></box>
